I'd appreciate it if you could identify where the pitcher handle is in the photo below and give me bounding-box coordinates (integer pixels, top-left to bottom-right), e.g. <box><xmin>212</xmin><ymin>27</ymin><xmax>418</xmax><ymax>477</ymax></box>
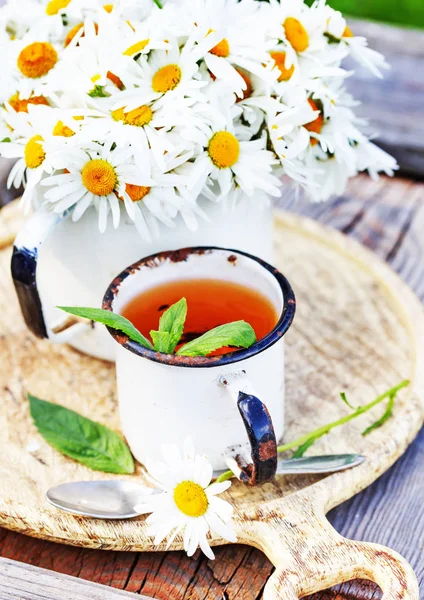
<box><xmin>220</xmin><ymin>372</ymin><xmax>278</xmax><ymax>486</ymax></box>
<box><xmin>11</xmin><ymin>210</ymin><xmax>90</xmax><ymax>342</ymax></box>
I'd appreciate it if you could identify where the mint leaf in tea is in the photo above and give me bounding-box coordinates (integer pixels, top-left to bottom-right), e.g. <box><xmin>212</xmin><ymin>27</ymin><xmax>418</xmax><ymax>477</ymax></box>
<box><xmin>121</xmin><ymin>279</ymin><xmax>279</xmax><ymax>356</ymax></box>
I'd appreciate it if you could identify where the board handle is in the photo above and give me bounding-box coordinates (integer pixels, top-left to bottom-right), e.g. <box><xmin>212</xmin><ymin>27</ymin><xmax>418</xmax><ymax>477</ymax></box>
<box><xmin>237</xmin><ymin>505</ymin><xmax>419</xmax><ymax>599</ymax></box>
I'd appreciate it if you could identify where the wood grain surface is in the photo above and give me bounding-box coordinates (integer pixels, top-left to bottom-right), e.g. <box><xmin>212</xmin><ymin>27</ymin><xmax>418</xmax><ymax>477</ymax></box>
<box><xmin>0</xmin><ymin>176</ymin><xmax>424</xmax><ymax>598</ymax></box>
<box><xmin>0</xmin><ymin>557</ymin><xmax>149</xmax><ymax>599</ymax></box>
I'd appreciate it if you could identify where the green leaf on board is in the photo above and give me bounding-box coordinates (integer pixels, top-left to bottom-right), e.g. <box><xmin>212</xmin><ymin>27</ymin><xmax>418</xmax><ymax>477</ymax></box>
<box><xmin>362</xmin><ymin>392</ymin><xmax>396</xmax><ymax>437</ymax></box>
<box><xmin>177</xmin><ymin>321</ymin><xmax>257</xmax><ymax>357</ymax></box>
<box><xmin>29</xmin><ymin>395</ymin><xmax>135</xmax><ymax>474</ymax></box>
<box><xmin>58</xmin><ymin>306</ymin><xmax>154</xmax><ymax>350</ymax></box>
<box><xmin>151</xmin><ymin>297</ymin><xmax>187</xmax><ymax>353</ymax></box>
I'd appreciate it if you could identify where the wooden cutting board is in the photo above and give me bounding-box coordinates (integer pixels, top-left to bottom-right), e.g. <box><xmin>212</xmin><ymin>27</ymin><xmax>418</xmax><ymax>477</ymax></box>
<box><xmin>0</xmin><ymin>208</ymin><xmax>423</xmax><ymax>599</ymax></box>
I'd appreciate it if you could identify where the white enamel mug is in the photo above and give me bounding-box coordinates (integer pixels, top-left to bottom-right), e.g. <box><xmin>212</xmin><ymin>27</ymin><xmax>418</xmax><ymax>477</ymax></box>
<box><xmin>103</xmin><ymin>247</ymin><xmax>296</xmax><ymax>479</ymax></box>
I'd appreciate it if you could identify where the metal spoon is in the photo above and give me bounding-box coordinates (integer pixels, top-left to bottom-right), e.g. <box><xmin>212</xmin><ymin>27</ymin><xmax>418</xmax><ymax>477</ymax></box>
<box><xmin>46</xmin><ymin>454</ymin><xmax>365</xmax><ymax>520</ymax></box>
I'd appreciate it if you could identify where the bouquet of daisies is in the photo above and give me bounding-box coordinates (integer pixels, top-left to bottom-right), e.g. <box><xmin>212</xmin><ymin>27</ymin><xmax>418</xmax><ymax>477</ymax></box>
<box><xmin>0</xmin><ymin>0</ymin><xmax>397</xmax><ymax>237</ymax></box>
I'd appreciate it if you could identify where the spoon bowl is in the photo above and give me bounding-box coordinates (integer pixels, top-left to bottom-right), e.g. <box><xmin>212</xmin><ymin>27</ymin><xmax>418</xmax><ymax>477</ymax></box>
<box><xmin>46</xmin><ymin>480</ymin><xmax>156</xmax><ymax>520</ymax></box>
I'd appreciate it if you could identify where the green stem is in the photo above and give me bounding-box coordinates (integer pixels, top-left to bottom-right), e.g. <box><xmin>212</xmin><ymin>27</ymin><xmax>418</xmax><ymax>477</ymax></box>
<box><xmin>153</xmin><ymin>0</ymin><xmax>163</xmax><ymax>7</ymax></box>
<box><xmin>216</xmin><ymin>380</ymin><xmax>410</xmax><ymax>484</ymax></box>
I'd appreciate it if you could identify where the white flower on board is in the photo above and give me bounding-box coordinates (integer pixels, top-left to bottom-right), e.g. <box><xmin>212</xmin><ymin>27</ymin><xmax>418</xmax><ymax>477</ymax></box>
<box><xmin>135</xmin><ymin>438</ymin><xmax>237</xmax><ymax>560</ymax></box>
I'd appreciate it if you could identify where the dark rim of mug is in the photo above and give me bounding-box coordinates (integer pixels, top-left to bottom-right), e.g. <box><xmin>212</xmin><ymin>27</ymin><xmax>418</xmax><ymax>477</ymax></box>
<box><xmin>102</xmin><ymin>246</ymin><xmax>296</xmax><ymax>368</ymax></box>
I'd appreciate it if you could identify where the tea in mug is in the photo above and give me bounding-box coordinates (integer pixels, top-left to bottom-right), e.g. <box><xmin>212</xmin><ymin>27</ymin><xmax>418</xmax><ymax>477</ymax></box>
<box><xmin>121</xmin><ymin>279</ymin><xmax>279</xmax><ymax>356</ymax></box>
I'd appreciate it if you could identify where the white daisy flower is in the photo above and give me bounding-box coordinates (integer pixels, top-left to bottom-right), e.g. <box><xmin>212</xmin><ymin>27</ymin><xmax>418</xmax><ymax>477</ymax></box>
<box><xmin>83</xmin><ymin>93</ymin><xmax>196</xmax><ymax>175</ymax></box>
<box><xmin>2</xmin><ymin>34</ymin><xmax>61</xmax><ymax>102</ymax></box>
<box><xmin>186</xmin><ymin>122</ymin><xmax>281</xmax><ymax>204</ymax></box>
<box><xmin>136</xmin><ymin>41</ymin><xmax>208</xmax><ymax>106</ymax></box>
<box><xmin>41</xmin><ymin>141</ymin><xmax>145</xmax><ymax>231</ymax></box>
<box><xmin>265</xmin><ymin>0</ymin><xmax>329</xmax><ymax>68</ymax></box>
<box><xmin>135</xmin><ymin>438</ymin><xmax>237</xmax><ymax>560</ymax></box>
<box><xmin>182</xmin><ymin>0</ymin><xmax>275</xmax><ymax>98</ymax></box>
<box><xmin>0</xmin><ymin>104</ymin><xmax>68</xmax><ymax>210</ymax></box>
<box><xmin>325</xmin><ymin>12</ymin><xmax>389</xmax><ymax>78</ymax></box>
<box><xmin>116</xmin><ymin>15</ymin><xmax>170</xmax><ymax>59</ymax></box>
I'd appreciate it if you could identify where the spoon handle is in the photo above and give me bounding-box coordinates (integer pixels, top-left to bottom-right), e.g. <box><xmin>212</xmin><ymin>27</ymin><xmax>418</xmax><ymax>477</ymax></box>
<box><xmin>213</xmin><ymin>454</ymin><xmax>365</xmax><ymax>480</ymax></box>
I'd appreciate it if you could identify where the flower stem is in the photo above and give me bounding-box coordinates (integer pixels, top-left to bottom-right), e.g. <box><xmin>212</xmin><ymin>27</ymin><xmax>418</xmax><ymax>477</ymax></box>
<box><xmin>216</xmin><ymin>380</ymin><xmax>410</xmax><ymax>484</ymax></box>
<box><xmin>153</xmin><ymin>0</ymin><xmax>163</xmax><ymax>7</ymax></box>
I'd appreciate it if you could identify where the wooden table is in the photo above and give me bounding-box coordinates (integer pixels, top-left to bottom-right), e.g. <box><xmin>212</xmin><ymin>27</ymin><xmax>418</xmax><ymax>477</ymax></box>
<box><xmin>0</xmin><ymin>174</ymin><xmax>423</xmax><ymax>600</ymax></box>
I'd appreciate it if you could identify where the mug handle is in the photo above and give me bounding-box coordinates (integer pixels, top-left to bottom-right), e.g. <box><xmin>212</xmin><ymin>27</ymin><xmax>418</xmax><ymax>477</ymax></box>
<box><xmin>11</xmin><ymin>210</ymin><xmax>90</xmax><ymax>343</ymax></box>
<box><xmin>219</xmin><ymin>372</ymin><xmax>278</xmax><ymax>486</ymax></box>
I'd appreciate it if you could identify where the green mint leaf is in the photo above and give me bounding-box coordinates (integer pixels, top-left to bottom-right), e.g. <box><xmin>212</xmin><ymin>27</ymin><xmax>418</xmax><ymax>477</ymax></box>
<box><xmin>58</xmin><ymin>306</ymin><xmax>154</xmax><ymax>350</ymax></box>
<box><xmin>362</xmin><ymin>392</ymin><xmax>396</xmax><ymax>437</ymax></box>
<box><xmin>150</xmin><ymin>330</ymin><xmax>173</xmax><ymax>353</ymax></box>
<box><xmin>153</xmin><ymin>297</ymin><xmax>187</xmax><ymax>353</ymax></box>
<box><xmin>340</xmin><ymin>392</ymin><xmax>356</xmax><ymax>410</ymax></box>
<box><xmin>29</xmin><ymin>395</ymin><xmax>135</xmax><ymax>474</ymax></box>
<box><xmin>1</xmin><ymin>137</ymin><xmax>11</xmax><ymax>143</ymax></box>
<box><xmin>177</xmin><ymin>321</ymin><xmax>256</xmax><ymax>357</ymax></box>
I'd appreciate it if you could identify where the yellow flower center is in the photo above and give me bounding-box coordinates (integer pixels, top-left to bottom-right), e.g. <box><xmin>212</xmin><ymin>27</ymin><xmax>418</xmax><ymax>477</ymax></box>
<box><xmin>46</xmin><ymin>0</ymin><xmax>71</xmax><ymax>15</ymax></box>
<box><xmin>81</xmin><ymin>159</ymin><xmax>117</xmax><ymax>196</ymax></box>
<box><xmin>270</xmin><ymin>51</ymin><xmax>294</xmax><ymax>82</ymax></box>
<box><xmin>210</xmin><ymin>38</ymin><xmax>230</xmax><ymax>58</ymax></box>
<box><xmin>305</xmin><ymin>99</ymin><xmax>324</xmax><ymax>145</ymax></box>
<box><xmin>112</xmin><ymin>105</ymin><xmax>153</xmax><ymax>127</ymax></box>
<box><xmin>103</xmin><ymin>3</ymin><xmax>114</xmax><ymax>12</ymax></box>
<box><xmin>24</xmin><ymin>135</ymin><xmax>46</xmax><ymax>169</ymax></box>
<box><xmin>284</xmin><ymin>17</ymin><xmax>309</xmax><ymax>52</ymax></box>
<box><xmin>125</xmin><ymin>184</ymin><xmax>151</xmax><ymax>202</ymax></box>
<box><xmin>208</xmin><ymin>131</ymin><xmax>240</xmax><ymax>169</ymax></box>
<box><xmin>18</xmin><ymin>42</ymin><xmax>58</xmax><ymax>78</ymax></box>
<box><xmin>152</xmin><ymin>64</ymin><xmax>182</xmax><ymax>93</ymax></box>
<box><xmin>9</xmin><ymin>93</ymin><xmax>49</xmax><ymax>113</ymax></box>
<box><xmin>173</xmin><ymin>481</ymin><xmax>209</xmax><ymax>518</ymax></box>
<box><xmin>123</xmin><ymin>39</ymin><xmax>150</xmax><ymax>56</ymax></box>
<box><xmin>53</xmin><ymin>120</ymin><xmax>75</xmax><ymax>137</ymax></box>
<box><xmin>343</xmin><ymin>25</ymin><xmax>354</xmax><ymax>38</ymax></box>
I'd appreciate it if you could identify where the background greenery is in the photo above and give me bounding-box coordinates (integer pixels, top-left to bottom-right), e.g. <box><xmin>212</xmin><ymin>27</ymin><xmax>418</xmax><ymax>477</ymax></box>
<box><xmin>318</xmin><ymin>0</ymin><xmax>424</xmax><ymax>29</ymax></box>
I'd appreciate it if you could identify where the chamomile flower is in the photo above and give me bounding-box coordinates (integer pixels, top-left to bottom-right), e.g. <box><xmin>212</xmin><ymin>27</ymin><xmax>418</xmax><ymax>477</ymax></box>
<box><xmin>41</xmin><ymin>141</ymin><xmax>145</xmax><ymax>231</ymax></box>
<box><xmin>266</xmin><ymin>0</ymin><xmax>329</xmax><ymax>68</ymax></box>
<box><xmin>135</xmin><ymin>438</ymin><xmax>237</xmax><ymax>560</ymax></box>
<box><xmin>0</xmin><ymin>105</ymin><xmax>67</xmax><ymax>210</ymax></box>
<box><xmin>187</xmin><ymin>124</ymin><xmax>281</xmax><ymax>203</ymax></box>
<box><xmin>140</xmin><ymin>43</ymin><xmax>208</xmax><ymax>106</ymax></box>
<box><xmin>183</xmin><ymin>0</ymin><xmax>275</xmax><ymax>98</ymax></box>
<box><xmin>83</xmin><ymin>94</ymin><xmax>195</xmax><ymax>174</ymax></box>
<box><xmin>116</xmin><ymin>17</ymin><xmax>169</xmax><ymax>59</ymax></box>
<box><xmin>325</xmin><ymin>12</ymin><xmax>389</xmax><ymax>78</ymax></box>
<box><xmin>2</xmin><ymin>34</ymin><xmax>62</xmax><ymax>102</ymax></box>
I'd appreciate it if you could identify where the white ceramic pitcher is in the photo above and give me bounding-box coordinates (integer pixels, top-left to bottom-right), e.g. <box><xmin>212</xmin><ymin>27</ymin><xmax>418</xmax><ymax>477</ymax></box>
<box><xmin>103</xmin><ymin>247</ymin><xmax>296</xmax><ymax>473</ymax></box>
<box><xmin>11</xmin><ymin>192</ymin><xmax>274</xmax><ymax>362</ymax></box>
